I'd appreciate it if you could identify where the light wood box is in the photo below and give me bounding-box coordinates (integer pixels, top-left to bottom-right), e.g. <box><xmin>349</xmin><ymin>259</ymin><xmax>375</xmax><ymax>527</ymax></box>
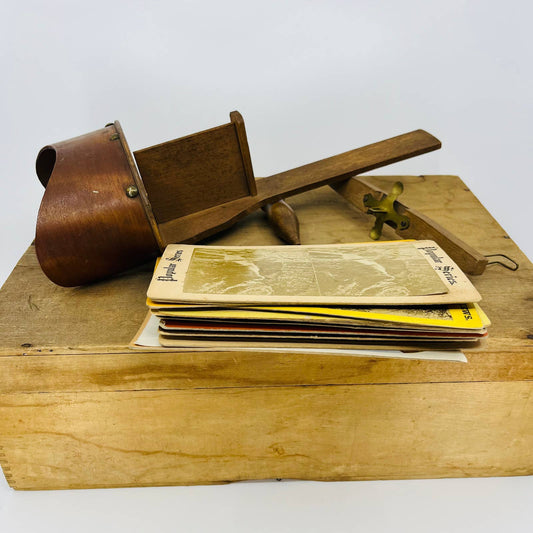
<box><xmin>0</xmin><ymin>176</ymin><xmax>531</xmax><ymax>490</ymax></box>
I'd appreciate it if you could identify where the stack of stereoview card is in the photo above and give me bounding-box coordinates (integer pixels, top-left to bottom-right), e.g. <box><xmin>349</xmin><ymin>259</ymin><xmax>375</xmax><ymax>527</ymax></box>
<box><xmin>131</xmin><ymin>240</ymin><xmax>490</xmax><ymax>354</ymax></box>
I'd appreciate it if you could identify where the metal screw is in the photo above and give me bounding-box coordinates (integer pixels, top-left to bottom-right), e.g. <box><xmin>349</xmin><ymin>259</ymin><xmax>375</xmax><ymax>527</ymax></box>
<box><xmin>110</xmin><ymin>133</ymin><xmax>120</xmax><ymax>141</ymax></box>
<box><xmin>126</xmin><ymin>185</ymin><xmax>139</xmax><ymax>198</ymax></box>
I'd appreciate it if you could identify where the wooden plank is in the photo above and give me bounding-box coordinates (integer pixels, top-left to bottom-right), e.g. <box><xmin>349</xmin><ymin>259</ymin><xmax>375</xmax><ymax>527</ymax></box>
<box><xmin>332</xmin><ymin>177</ymin><xmax>489</xmax><ymax>274</ymax></box>
<box><xmin>0</xmin><ymin>176</ymin><xmax>530</xmax><ymax>356</ymax></box>
<box><xmin>254</xmin><ymin>131</ymin><xmax>440</xmax><ymax>203</ymax></box>
<box><xmin>0</xmin><ymin>348</ymin><xmax>532</xmax><ymax>394</ymax></box>
<box><xmin>0</xmin><ymin>382</ymin><xmax>531</xmax><ymax>490</ymax></box>
<box><xmin>156</xmin><ymin>131</ymin><xmax>441</xmax><ymax>244</ymax></box>
<box><xmin>0</xmin><ymin>177</ymin><xmax>531</xmax><ymax>360</ymax></box>
<box><xmin>134</xmin><ymin>123</ymin><xmax>251</xmax><ymax>223</ymax></box>
<box><xmin>0</xmin><ymin>174</ymin><xmax>532</xmax><ymax>490</ymax></box>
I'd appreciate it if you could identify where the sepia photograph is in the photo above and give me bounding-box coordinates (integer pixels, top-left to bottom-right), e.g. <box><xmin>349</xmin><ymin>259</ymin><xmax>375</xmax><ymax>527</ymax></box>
<box><xmin>149</xmin><ymin>241</ymin><xmax>481</xmax><ymax>305</ymax></box>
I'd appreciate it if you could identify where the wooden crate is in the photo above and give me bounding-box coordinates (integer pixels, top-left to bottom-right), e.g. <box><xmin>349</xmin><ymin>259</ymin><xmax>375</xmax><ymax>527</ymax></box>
<box><xmin>0</xmin><ymin>175</ymin><xmax>531</xmax><ymax>490</ymax></box>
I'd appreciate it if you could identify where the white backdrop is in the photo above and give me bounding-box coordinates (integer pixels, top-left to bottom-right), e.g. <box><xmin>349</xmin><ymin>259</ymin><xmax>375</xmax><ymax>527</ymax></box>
<box><xmin>1</xmin><ymin>1</ymin><xmax>532</xmax><ymax>531</ymax></box>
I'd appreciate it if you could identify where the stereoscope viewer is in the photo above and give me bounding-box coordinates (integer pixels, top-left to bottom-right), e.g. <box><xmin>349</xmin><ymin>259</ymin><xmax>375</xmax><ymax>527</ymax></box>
<box><xmin>35</xmin><ymin>111</ymin><xmax>442</xmax><ymax>287</ymax></box>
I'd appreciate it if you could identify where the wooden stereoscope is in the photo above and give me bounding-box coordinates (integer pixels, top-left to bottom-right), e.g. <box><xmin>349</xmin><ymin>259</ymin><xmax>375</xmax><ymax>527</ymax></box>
<box><xmin>35</xmin><ymin>111</ymin><xmax>441</xmax><ymax>286</ymax></box>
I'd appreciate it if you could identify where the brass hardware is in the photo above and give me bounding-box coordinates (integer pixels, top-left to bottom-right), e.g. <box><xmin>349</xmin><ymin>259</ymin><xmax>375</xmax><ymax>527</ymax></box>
<box><xmin>363</xmin><ymin>181</ymin><xmax>410</xmax><ymax>240</ymax></box>
<box><xmin>110</xmin><ymin>133</ymin><xmax>120</xmax><ymax>141</ymax></box>
<box><xmin>125</xmin><ymin>185</ymin><xmax>139</xmax><ymax>198</ymax></box>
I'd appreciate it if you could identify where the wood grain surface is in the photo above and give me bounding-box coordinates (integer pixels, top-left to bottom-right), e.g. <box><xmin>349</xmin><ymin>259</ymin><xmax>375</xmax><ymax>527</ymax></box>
<box><xmin>332</xmin><ymin>177</ymin><xmax>489</xmax><ymax>275</ymax></box>
<box><xmin>134</xmin><ymin>121</ymin><xmax>253</xmax><ymax>223</ymax></box>
<box><xmin>0</xmin><ymin>382</ymin><xmax>531</xmax><ymax>490</ymax></box>
<box><xmin>156</xmin><ymin>130</ymin><xmax>441</xmax><ymax>244</ymax></box>
<box><xmin>35</xmin><ymin>123</ymin><xmax>160</xmax><ymax>287</ymax></box>
<box><xmin>1</xmin><ymin>175</ymin><xmax>532</xmax><ymax>489</ymax></box>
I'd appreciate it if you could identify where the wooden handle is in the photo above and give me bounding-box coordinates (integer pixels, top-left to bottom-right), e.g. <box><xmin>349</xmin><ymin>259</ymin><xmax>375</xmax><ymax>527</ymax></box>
<box><xmin>158</xmin><ymin>129</ymin><xmax>441</xmax><ymax>244</ymax></box>
<box><xmin>332</xmin><ymin>177</ymin><xmax>488</xmax><ymax>275</ymax></box>
<box><xmin>255</xmin><ymin>129</ymin><xmax>441</xmax><ymax>204</ymax></box>
<box><xmin>262</xmin><ymin>200</ymin><xmax>301</xmax><ymax>244</ymax></box>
